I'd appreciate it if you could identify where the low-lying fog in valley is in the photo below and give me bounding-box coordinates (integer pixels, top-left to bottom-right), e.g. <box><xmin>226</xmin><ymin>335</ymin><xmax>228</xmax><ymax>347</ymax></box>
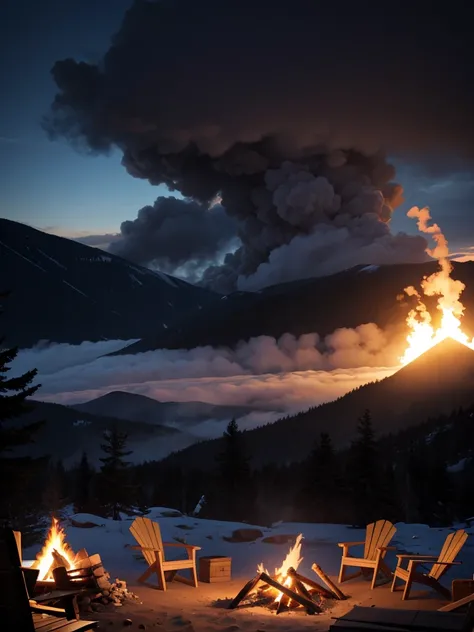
<box><xmin>13</xmin><ymin>323</ymin><xmax>401</xmax><ymax>439</ymax></box>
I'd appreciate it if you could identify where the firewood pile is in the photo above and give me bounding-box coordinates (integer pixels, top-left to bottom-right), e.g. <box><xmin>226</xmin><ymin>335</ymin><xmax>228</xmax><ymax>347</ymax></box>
<box><xmin>228</xmin><ymin>563</ymin><xmax>346</xmax><ymax>615</ymax></box>
<box><xmin>45</xmin><ymin>548</ymin><xmax>141</xmax><ymax>613</ymax></box>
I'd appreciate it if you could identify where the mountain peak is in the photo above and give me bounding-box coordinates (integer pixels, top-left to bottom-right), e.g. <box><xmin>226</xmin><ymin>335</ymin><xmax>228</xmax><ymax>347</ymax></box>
<box><xmin>395</xmin><ymin>337</ymin><xmax>474</xmax><ymax>382</ymax></box>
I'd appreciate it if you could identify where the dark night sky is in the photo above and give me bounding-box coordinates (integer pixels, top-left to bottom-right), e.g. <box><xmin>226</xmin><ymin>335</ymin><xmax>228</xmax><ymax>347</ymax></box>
<box><xmin>1</xmin><ymin>0</ymin><xmax>473</xmax><ymax>288</ymax></box>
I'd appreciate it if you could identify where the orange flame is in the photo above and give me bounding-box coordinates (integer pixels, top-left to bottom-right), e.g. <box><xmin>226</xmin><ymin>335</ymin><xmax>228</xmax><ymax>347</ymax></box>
<box><xmin>257</xmin><ymin>534</ymin><xmax>303</xmax><ymax>603</ymax></box>
<box><xmin>32</xmin><ymin>517</ymin><xmax>77</xmax><ymax>581</ymax></box>
<box><xmin>400</xmin><ymin>206</ymin><xmax>474</xmax><ymax>365</ymax></box>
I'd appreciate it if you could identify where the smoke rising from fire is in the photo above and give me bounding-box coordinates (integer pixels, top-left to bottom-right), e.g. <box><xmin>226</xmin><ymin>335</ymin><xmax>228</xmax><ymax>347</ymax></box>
<box><xmin>404</xmin><ymin>207</ymin><xmax>466</xmax><ymax>330</ymax></box>
<box><xmin>400</xmin><ymin>206</ymin><xmax>474</xmax><ymax>364</ymax></box>
<box><xmin>14</xmin><ymin>324</ymin><xmax>401</xmax><ymax>407</ymax></box>
<box><xmin>42</xmin><ymin>2</ymin><xmax>473</xmax><ymax>290</ymax></box>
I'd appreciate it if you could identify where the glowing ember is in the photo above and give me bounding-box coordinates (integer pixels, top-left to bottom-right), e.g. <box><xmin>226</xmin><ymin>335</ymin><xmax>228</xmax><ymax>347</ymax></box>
<box><xmin>32</xmin><ymin>517</ymin><xmax>77</xmax><ymax>581</ymax></box>
<box><xmin>257</xmin><ymin>534</ymin><xmax>303</xmax><ymax>603</ymax></box>
<box><xmin>400</xmin><ymin>206</ymin><xmax>474</xmax><ymax>365</ymax></box>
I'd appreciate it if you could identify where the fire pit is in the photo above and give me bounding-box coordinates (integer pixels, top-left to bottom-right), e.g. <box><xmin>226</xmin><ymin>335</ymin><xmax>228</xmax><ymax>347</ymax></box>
<box><xmin>29</xmin><ymin>517</ymin><xmax>139</xmax><ymax>612</ymax></box>
<box><xmin>228</xmin><ymin>534</ymin><xmax>346</xmax><ymax>615</ymax></box>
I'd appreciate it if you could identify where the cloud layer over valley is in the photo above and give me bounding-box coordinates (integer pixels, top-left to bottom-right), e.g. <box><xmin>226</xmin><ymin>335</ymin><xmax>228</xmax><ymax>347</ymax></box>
<box><xmin>14</xmin><ymin>324</ymin><xmax>402</xmax><ymax>423</ymax></box>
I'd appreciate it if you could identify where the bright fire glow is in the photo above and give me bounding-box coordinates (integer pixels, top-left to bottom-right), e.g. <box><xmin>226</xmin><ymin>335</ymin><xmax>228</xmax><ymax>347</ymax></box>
<box><xmin>32</xmin><ymin>517</ymin><xmax>77</xmax><ymax>581</ymax></box>
<box><xmin>257</xmin><ymin>533</ymin><xmax>303</xmax><ymax>603</ymax></box>
<box><xmin>399</xmin><ymin>206</ymin><xmax>474</xmax><ymax>365</ymax></box>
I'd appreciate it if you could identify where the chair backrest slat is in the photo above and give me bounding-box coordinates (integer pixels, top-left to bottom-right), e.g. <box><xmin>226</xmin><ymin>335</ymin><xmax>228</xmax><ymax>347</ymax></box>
<box><xmin>364</xmin><ymin>520</ymin><xmax>396</xmax><ymax>560</ymax></box>
<box><xmin>0</xmin><ymin>528</ymin><xmax>34</xmax><ymax>630</ymax></box>
<box><xmin>130</xmin><ymin>517</ymin><xmax>164</xmax><ymax>567</ymax></box>
<box><xmin>429</xmin><ymin>529</ymin><xmax>468</xmax><ymax>580</ymax></box>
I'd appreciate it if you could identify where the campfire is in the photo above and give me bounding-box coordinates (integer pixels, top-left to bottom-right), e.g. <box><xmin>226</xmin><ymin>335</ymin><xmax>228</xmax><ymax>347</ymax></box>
<box><xmin>30</xmin><ymin>516</ymin><xmax>139</xmax><ymax>612</ymax></box>
<box><xmin>32</xmin><ymin>517</ymin><xmax>77</xmax><ymax>582</ymax></box>
<box><xmin>228</xmin><ymin>534</ymin><xmax>346</xmax><ymax>615</ymax></box>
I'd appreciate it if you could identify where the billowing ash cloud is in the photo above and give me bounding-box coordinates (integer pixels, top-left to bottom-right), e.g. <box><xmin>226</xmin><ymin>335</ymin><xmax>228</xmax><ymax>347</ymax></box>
<box><xmin>108</xmin><ymin>196</ymin><xmax>239</xmax><ymax>279</ymax></box>
<box><xmin>45</xmin><ymin>1</ymin><xmax>471</xmax><ymax>291</ymax></box>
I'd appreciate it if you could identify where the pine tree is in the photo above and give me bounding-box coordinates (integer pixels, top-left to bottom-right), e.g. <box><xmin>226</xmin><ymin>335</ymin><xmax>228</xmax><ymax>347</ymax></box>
<box><xmin>42</xmin><ymin>460</ymin><xmax>68</xmax><ymax>516</ymax></box>
<box><xmin>212</xmin><ymin>419</ymin><xmax>253</xmax><ymax>521</ymax></box>
<box><xmin>302</xmin><ymin>432</ymin><xmax>340</xmax><ymax>522</ymax></box>
<box><xmin>349</xmin><ymin>409</ymin><xmax>380</xmax><ymax>526</ymax></box>
<box><xmin>98</xmin><ymin>425</ymin><xmax>134</xmax><ymax>520</ymax></box>
<box><xmin>74</xmin><ymin>452</ymin><xmax>94</xmax><ymax>513</ymax></box>
<box><xmin>0</xmin><ymin>295</ymin><xmax>44</xmax><ymax>527</ymax></box>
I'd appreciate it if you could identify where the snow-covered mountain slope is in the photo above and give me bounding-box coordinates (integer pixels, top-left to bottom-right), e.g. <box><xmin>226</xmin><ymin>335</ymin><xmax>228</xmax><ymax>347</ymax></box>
<box><xmin>1</xmin><ymin>219</ymin><xmax>219</xmax><ymax>347</ymax></box>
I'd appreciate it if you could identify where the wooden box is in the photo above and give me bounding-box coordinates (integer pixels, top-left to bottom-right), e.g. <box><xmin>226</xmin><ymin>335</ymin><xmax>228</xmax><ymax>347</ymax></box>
<box><xmin>452</xmin><ymin>579</ymin><xmax>474</xmax><ymax>602</ymax></box>
<box><xmin>199</xmin><ymin>556</ymin><xmax>232</xmax><ymax>583</ymax></box>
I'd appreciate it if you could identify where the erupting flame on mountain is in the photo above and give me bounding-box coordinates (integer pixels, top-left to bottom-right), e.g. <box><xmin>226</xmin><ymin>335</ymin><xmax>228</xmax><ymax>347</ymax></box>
<box><xmin>400</xmin><ymin>206</ymin><xmax>474</xmax><ymax>365</ymax></box>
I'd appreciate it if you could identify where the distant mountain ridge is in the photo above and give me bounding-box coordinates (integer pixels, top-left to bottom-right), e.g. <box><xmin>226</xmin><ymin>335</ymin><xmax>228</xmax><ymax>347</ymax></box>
<box><xmin>71</xmin><ymin>390</ymin><xmax>256</xmax><ymax>426</ymax></box>
<box><xmin>160</xmin><ymin>338</ymin><xmax>474</xmax><ymax>468</ymax></box>
<box><xmin>113</xmin><ymin>260</ymin><xmax>474</xmax><ymax>354</ymax></box>
<box><xmin>15</xmin><ymin>400</ymin><xmax>187</xmax><ymax>466</ymax></box>
<box><xmin>0</xmin><ymin>219</ymin><xmax>218</xmax><ymax>347</ymax></box>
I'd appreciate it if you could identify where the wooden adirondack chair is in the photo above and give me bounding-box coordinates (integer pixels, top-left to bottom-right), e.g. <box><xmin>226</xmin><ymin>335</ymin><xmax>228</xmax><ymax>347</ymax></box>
<box><xmin>338</xmin><ymin>519</ymin><xmax>397</xmax><ymax>589</ymax></box>
<box><xmin>0</xmin><ymin>527</ymin><xmax>97</xmax><ymax>631</ymax></box>
<box><xmin>130</xmin><ymin>516</ymin><xmax>201</xmax><ymax>591</ymax></box>
<box><xmin>391</xmin><ymin>529</ymin><xmax>468</xmax><ymax>600</ymax></box>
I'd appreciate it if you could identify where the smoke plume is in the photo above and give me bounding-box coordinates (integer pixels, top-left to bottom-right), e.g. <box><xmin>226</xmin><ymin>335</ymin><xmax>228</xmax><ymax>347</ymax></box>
<box><xmin>404</xmin><ymin>206</ymin><xmax>466</xmax><ymax>324</ymax></box>
<box><xmin>109</xmin><ymin>196</ymin><xmax>238</xmax><ymax>279</ymax></box>
<box><xmin>45</xmin><ymin>1</ymin><xmax>471</xmax><ymax>291</ymax></box>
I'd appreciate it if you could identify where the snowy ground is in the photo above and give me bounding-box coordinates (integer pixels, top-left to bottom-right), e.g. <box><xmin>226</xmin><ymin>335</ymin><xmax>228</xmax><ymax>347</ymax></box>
<box><xmin>24</xmin><ymin>508</ymin><xmax>474</xmax><ymax>631</ymax></box>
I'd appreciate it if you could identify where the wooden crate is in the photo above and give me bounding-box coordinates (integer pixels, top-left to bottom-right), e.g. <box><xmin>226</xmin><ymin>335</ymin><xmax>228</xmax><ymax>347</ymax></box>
<box><xmin>199</xmin><ymin>556</ymin><xmax>231</xmax><ymax>583</ymax></box>
<box><xmin>452</xmin><ymin>579</ymin><xmax>474</xmax><ymax>602</ymax></box>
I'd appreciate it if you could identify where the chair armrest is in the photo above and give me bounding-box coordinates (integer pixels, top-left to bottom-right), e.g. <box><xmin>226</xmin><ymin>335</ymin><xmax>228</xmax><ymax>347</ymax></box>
<box><xmin>378</xmin><ymin>546</ymin><xmax>396</xmax><ymax>551</ymax></box>
<box><xmin>338</xmin><ymin>541</ymin><xmax>365</xmax><ymax>547</ymax></box>
<box><xmin>34</xmin><ymin>589</ymin><xmax>82</xmax><ymax>602</ymax></box>
<box><xmin>30</xmin><ymin>601</ymin><xmax>66</xmax><ymax>617</ymax></box>
<box><xmin>32</xmin><ymin>590</ymin><xmax>80</xmax><ymax>620</ymax></box>
<box><xmin>163</xmin><ymin>541</ymin><xmax>201</xmax><ymax>550</ymax></box>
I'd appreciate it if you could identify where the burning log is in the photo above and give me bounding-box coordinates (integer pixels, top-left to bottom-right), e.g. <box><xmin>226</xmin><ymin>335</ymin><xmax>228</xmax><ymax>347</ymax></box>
<box><xmin>287</xmin><ymin>567</ymin><xmax>334</xmax><ymax>599</ymax></box>
<box><xmin>228</xmin><ymin>573</ymin><xmax>263</xmax><ymax>609</ymax></box>
<box><xmin>259</xmin><ymin>572</ymin><xmax>321</xmax><ymax>614</ymax></box>
<box><xmin>312</xmin><ymin>563</ymin><xmax>347</xmax><ymax>600</ymax></box>
<box><xmin>276</xmin><ymin>591</ymin><xmax>291</xmax><ymax>614</ymax></box>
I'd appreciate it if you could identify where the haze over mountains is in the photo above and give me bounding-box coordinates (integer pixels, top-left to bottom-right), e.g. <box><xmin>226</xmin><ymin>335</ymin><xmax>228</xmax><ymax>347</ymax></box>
<box><xmin>13</xmin><ymin>392</ymin><xmax>256</xmax><ymax>465</ymax></box>
<box><xmin>160</xmin><ymin>338</ymin><xmax>474</xmax><ymax>468</ymax></box>
<box><xmin>71</xmin><ymin>391</ymin><xmax>254</xmax><ymax>428</ymax></box>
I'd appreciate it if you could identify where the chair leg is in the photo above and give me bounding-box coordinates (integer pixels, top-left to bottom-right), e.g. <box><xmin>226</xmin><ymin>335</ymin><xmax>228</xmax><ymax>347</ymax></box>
<box><xmin>155</xmin><ymin>551</ymin><xmax>167</xmax><ymax>591</ymax></box>
<box><xmin>371</xmin><ymin>551</ymin><xmax>383</xmax><ymax>590</ymax></box>
<box><xmin>191</xmin><ymin>563</ymin><xmax>198</xmax><ymax>588</ymax></box>
<box><xmin>391</xmin><ymin>572</ymin><xmax>399</xmax><ymax>592</ymax></box>
<box><xmin>402</xmin><ymin>576</ymin><xmax>413</xmax><ymax>600</ymax></box>
<box><xmin>338</xmin><ymin>561</ymin><xmax>346</xmax><ymax>584</ymax></box>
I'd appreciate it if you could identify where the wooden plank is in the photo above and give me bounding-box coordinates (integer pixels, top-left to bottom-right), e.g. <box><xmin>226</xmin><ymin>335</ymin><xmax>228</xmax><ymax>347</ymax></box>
<box><xmin>336</xmin><ymin>606</ymin><xmax>467</xmax><ymax>631</ymax></box>
<box><xmin>439</xmin><ymin>592</ymin><xmax>474</xmax><ymax>612</ymax></box>
<box><xmin>32</xmin><ymin>613</ymin><xmax>97</xmax><ymax>631</ymax></box>
<box><xmin>312</xmin><ymin>563</ymin><xmax>347</xmax><ymax>599</ymax></box>
<box><xmin>330</xmin><ymin>621</ymin><xmax>410</xmax><ymax>630</ymax></box>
